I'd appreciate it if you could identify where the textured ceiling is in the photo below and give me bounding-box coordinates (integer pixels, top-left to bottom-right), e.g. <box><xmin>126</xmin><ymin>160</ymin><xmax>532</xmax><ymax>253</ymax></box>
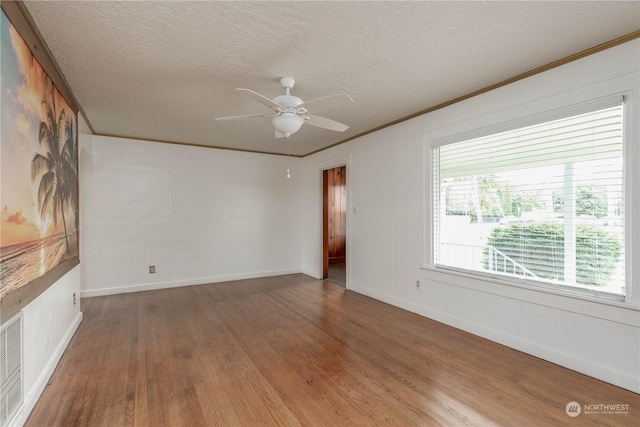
<box><xmin>23</xmin><ymin>1</ymin><xmax>640</xmax><ymax>156</ymax></box>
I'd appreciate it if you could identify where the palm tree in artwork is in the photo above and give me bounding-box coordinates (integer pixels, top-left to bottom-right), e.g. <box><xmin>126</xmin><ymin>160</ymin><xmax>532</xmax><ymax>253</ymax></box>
<box><xmin>30</xmin><ymin>85</ymin><xmax>76</xmax><ymax>254</ymax></box>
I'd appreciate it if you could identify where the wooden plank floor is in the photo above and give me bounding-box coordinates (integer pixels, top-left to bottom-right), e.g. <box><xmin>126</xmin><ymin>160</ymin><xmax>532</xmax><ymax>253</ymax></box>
<box><xmin>27</xmin><ymin>274</ymin><xmax>639</xmax><ymax>426</ymax></box>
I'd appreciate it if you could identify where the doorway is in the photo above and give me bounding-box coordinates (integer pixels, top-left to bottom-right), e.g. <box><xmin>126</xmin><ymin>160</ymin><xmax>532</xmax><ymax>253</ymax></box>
<box><xmin>323</xmin><ymin>166</ymin><xmax>347</xmax><ymax>286</ymax></box>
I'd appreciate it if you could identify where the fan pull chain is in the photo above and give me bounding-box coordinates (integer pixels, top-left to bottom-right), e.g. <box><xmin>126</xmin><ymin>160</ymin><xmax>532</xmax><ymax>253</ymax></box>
<box><xmin>286</xmin><ymin>141</ymin><xmax>291</xmax><ymax>179</ymax></box>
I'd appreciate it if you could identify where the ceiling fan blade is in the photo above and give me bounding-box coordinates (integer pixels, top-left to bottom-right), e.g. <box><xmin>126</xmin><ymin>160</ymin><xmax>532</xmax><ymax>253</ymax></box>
<box><xmin>237</xmin><ymin>88</ymin><xmax>282</xmax><ymax>111</ymax></box>
<box><xmin>298</xmin><ymin>93</ymin><xmax>353</xmax><ymax>114</ymax></box>
<box><xmin>305</xmin><ymin>115</ymin><xmax>349</xmax><ymax>132</ymax></box>
<box><xmin>215</xmin><ymin>113</ymin><xmax>273</xmax><ymax>121</ymax></box>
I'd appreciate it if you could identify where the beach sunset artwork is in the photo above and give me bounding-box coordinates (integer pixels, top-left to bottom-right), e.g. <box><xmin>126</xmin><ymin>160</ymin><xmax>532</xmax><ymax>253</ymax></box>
<box><xmin>1</xmin><ymin>9</ymin><xmax>78</xmax><ymax>300</ymax></box>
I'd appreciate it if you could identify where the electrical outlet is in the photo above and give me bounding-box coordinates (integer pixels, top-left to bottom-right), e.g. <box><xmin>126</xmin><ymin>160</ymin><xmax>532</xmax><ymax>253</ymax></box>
<box><xmin>416</xmin><ymin>280</ymin><xmax>420</xmax><ymax>289</ymax></box>
<box><xmin>149</xmin><ymin>265</ymin><xmax>156</xmax><ymax>274</ymax></box>
<box><xmin>73</xmin><ymin>293</ymin><xmax>76</xmax><ymax>306</ymax></box>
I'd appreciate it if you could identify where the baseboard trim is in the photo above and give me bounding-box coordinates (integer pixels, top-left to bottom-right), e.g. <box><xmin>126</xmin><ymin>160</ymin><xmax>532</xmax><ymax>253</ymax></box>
<box><xmin>81</xmin><ymin>268</ymin><xmax>303</xmax><ymax>298</ymax></box>
<box><xmin>301</xmin><ymin>269</ymin><xmax>322</xmax><ymax>279</ymax></box>
<box><xmin>349</xmin><ymin>284</ymin><xmax>639</xmax><ymax>394</ymax></box>
<box><xmin>11</xmin><ymin>311</ymin><xmax>83</xmax><ymax>427</ymax></box>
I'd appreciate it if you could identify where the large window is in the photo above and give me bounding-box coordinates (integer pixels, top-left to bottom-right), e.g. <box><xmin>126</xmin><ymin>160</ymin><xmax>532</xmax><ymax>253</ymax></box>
<box><xmin>432</xmin><ymin>97</ymin><xmax>626</xmax><ymax>299</ymax></box>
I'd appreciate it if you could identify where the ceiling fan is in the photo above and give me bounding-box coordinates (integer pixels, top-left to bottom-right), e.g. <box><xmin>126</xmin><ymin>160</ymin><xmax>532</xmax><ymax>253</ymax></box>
<box><xmin>215</xmin><ymin>77</ymin><xmax>353</xmax><ymax>138</ymax></box>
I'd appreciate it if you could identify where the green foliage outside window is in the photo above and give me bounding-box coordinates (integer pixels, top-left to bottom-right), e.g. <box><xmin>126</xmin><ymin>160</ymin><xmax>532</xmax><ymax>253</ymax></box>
<box><xmin>446</xmin><ymin>174</ymin><xmax>540</xmax><ymax>218</ymax></box>
<box><xmin>553</xmin><ymin>185</ymin><xmax>609</xmax><ymax>218</ymax></box>
<box><xmin>483</xmin><ymin>223</ymin><xmax>621</xmax><ymax>287</ymax></box>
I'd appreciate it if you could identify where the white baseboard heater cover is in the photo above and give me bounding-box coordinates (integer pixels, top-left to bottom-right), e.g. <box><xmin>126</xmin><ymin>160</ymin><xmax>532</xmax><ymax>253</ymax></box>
<box><xmin>0</xmin><ymin>313</ymin><xmax>22</xmax><ymax>427</ymax></box>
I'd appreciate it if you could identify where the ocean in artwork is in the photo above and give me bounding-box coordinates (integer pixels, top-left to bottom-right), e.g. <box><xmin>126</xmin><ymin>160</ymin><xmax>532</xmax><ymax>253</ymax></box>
<box><xmin>0</xmin><ymin>230</ymin><xmax>78</xmax><ymax>298</ymax></box>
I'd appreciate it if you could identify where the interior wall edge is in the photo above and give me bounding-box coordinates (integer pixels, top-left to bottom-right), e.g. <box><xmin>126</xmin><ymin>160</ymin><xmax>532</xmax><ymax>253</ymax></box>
<box><xmin>301</xmin><ymin>269</ymin><xmax>322</xmax><ymax>280</ymax></box>
<box><xmin>80</xmin><ymin>269</ymin><xmax>303</xmax><ymax>299</ymax></box>
<box><xmin>93</xmin><ymin>132</ymin><xmax>304</xmax><ymax>158</ymax></box>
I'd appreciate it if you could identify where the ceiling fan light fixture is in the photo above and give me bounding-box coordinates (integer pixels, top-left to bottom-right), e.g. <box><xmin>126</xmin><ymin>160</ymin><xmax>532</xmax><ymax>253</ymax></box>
<box><xmin>216</xmin><ymin>77</ymin><xmax>352</xmax><ymax>140</ymax></box>
<box><xmin>272</xmin><ymin>113</ymin><xmax>304</xmax><ymax>138</ymax></box>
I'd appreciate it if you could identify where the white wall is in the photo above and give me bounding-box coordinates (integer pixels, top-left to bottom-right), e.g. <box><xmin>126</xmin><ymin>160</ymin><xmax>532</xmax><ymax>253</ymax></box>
<box><xmin>14</xmin><ymin>266</ymin><xmax>82</xmax><ymax>426</ymax></box>
<box><xmin>80</xmin><ymin>135</ymin><xmax>302</xmax><ymax>297</ymax></box>
<box><xmin>300</xmin><ymin>39</ymin><xmax>640</xmax><ymax>392</ymax></box>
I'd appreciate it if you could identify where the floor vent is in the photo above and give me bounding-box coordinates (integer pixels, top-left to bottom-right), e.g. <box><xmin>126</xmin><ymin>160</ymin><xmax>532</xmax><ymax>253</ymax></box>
<box><xmin>1</xmin><ymin>313</ymin><xmax>22</xmax><ymax>427</ymax></box>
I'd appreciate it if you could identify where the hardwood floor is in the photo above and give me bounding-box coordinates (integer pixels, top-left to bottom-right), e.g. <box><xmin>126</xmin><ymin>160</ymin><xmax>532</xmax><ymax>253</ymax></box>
<box><xmin>27</xmin><ymin>274</ymin><xmax>638</xmax><ymax>426</ymax></box>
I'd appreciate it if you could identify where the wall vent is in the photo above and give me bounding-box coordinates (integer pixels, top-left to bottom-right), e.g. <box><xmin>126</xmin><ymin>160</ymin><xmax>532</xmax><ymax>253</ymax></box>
<box><xmin>0</xmin><ymin>313</ymin><xmax>22</xmax><ymax>427</ymax></box>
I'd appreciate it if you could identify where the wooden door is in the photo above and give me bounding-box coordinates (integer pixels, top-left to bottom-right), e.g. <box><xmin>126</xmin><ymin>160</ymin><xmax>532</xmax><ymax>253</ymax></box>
<box><xmin>323</xmin><ymin>166</ymin><xmax>346</xmax><ymax>278</ymax></box>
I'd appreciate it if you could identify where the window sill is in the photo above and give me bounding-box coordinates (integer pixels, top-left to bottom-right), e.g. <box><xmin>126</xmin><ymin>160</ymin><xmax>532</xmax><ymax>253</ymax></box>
<box><xmin>420</xmin><ymin>264</ymin><xmax>639</xmax><ymax>325</ymax></box>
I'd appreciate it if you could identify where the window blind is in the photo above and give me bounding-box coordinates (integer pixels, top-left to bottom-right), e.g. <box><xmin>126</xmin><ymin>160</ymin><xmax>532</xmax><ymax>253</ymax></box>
<box><xmin>432</xmin><ymin>101</ymin><xmax>625</xmax><ymax>297</ymax></box>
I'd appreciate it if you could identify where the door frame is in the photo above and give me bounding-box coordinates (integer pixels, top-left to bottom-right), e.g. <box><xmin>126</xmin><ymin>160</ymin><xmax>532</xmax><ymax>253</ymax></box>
<box><xmin>317</xmin><ymin>155</ymin><xmax>351</xmax><ymax>286</ymax></box>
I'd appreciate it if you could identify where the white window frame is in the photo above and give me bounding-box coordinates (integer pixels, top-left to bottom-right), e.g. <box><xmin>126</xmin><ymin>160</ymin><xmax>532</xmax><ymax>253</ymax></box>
<box><xmin>425</xmin><ymin>91</ymin><xmax>636</xmax><ymax>306</ymax></box>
